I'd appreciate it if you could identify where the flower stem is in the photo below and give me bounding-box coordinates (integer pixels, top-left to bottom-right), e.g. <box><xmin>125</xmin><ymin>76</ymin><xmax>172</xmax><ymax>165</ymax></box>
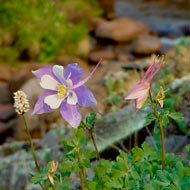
<box><xmin>149</xmin><ymin>90</ymin><xmax>165</xmax><ymax>170</ymax></box>
<box><xmin>22</xmin><ymin>115</ymin><xmax>41</xmax><ymax>173</ymax></box>
<box><xmin>81</xmin><ymin>121</ymin><xmax>101</xmax><ymax>160</ymax></box>
<box><xmin>75</xmin><ymin>148</ymin><xmax>85</xmax><ymax>190</ymax></box>
<box><xmin>88</xmin><ymin>128</ymin><xmax>101</xmax><ymax>160</ymax></box>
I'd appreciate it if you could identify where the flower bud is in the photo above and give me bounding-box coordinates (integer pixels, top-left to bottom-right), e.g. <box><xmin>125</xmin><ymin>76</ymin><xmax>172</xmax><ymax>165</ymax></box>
<box><xmin>156</xmin><ymin>86</ymin><xmax>165</xmax><ymax>108</ymax></box>
<box><xmin>14</xmin><ymin>90</ymin><xmax>30</xmax><ymax>115</ymax></box>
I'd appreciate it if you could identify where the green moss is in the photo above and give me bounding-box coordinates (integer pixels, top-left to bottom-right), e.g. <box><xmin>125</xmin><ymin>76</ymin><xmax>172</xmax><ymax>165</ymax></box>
<box><xmin>0</xmin><ymin>0</ymin><xmax>102</xmax><ymax>64</ymax></box>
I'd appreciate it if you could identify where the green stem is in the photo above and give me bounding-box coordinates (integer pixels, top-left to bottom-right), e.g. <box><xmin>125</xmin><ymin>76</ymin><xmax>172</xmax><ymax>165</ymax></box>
<box><xmin>22</xmin><ymin>115</ymin><xmax>48</xmax><ymax>190</ymax></box>
<box><xmin>39</xmin><ymin>184</ymin><xmax>45</xmax><ymax>190</ymax></box>
<box><xmin>83</xmin><ymin>166</ymin><xmax>88</xmax><ymax>189</ymax></box>
<box><xmin>81</xmin><ymin>121</ymin><xmax>101</xmax><ymax>160</ymax></box>
<box><xmin>52</xmin><ymin>184</ymin><xmax>56</xmax><ymax>190</ymax></box>
<box><xmin>134</xmin><ymin>131</ymin><xmax>138</xmax><ymax>147</ymax></box>
<box><xmin>88</xmin><ymin>128</ymin><xmax>101</xmax><ymax>160</ymax></box>
<box><xmin>75</xmin><ymin>148</ymin><xmax>85</xmax><ymax>190</ymax></box>
<box><xmin>149</xmin><ymin>90</ymin><xmax>165</xmax><ymax>170</ymax></box>
<box><xmin>22</xmin><ymin>115</ymin><xmax>41</xmax><ymax>173</ymax></box>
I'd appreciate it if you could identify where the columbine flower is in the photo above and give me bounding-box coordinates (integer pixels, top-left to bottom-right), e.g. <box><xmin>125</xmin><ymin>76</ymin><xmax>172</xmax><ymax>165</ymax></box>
<box><xmin>125</xmin><ymin>57</ymin><xmax>163</xmax><ymax>110</ymax></box>
<box><xmin>14</xmin><ymin>90</ymin><xmax>30</xmax><ymax>115</ymax></box>
<box><xmin>32</xmin><ymin>62</ymin><xmax>100</xmax><ymax>128</ymax></box>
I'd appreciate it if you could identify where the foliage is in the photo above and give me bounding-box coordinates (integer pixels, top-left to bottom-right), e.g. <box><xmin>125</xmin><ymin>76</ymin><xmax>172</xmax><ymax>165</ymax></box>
<box><xmin>30</xmin><ymin>112</ymin><xmax>190</xmax><ymax>190</ymax></box>
<box><xmin>0</xmin><ymin>0</ymin><xmax>102</xmax><ymax>63</ymax></box>
<box><xmin>103</xmin><ymin>76</ymin><xmax>124</xmax><ymax>112</ymax></box>
<box><xmin>173</xmin><ymin>37</ymin><xmax>190</xmax><ymax>76</ymax></box>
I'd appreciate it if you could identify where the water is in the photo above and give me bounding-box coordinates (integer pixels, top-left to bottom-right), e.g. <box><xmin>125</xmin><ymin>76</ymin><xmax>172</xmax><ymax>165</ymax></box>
<box><xmin>115</xmin><ymin>0</ymin><xmax>190</xmax><ymax>37</ymax></box>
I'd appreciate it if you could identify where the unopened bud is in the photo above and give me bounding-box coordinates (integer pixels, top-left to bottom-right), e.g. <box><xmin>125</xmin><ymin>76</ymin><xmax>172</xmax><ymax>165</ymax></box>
<box><xmin>14</xmin><ymin>91</ymin><xmax>30</xmax><ymax>115</ymax></box>
<box><xmin>156</xmin><ymin>86</ymin><xmax>165</xmax><ymax>108</ymax></box>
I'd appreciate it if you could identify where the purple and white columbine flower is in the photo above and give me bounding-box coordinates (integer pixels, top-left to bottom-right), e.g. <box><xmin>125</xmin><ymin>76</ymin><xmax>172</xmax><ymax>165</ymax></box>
<box><xmin>32</xmin><ymin>62</ymin><xmax>100</xmax><ymax>128</ymax></box>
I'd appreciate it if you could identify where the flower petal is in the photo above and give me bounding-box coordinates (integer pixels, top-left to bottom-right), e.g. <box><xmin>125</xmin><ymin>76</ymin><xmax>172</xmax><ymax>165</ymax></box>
<box><xmin>40</xmin><ymin>75</ymin><xmax>59</xmax><ymax>90</ymax></box>
<box><xmin>125</xmin><ymin>82</ymin><xmax>149</xmax><ymax>100</ymax></box>
<box><xmin>67</xmin><ymin>90</ymin><xmax>78</xmax><ymax>105</ymax></box>
<box><xmin>53</xmin><ymin>65</ymin><xmax>66</xmax><ymax>84</ymax></box>
<box><xmin>73</xmin><ymin>60</ymin><xmax>101</xmax><ymax>89</ymax></box>
<box><xmin>32</xmin><ymin>91</ymin><xmax>56</xmax><ymax>114</ymax></box>
<box><xmin>32</xmin><ymin>66</ymin><xmax>62</xmax><ymax>84</ymax></box>
<box><xmin>32</xmin><ymin>66</ymin><xmax>53</xmax><ymax>79</ymax></box>
<box><xmin>141</xmin><ymin>57</ymin><xmax>157</xmax><ymax>82</ymax></box>
<box><xmin>44</xmin><ymin>94</ymin><xmax>64</xmax><ymax>109</ymax></box>
<box><xmin>64</xmin><ymin>63</ymin><xmax>84</xmax><ymax>85</ymax></box>
<box><xmin>74</xmin><ymin>86</ymin><xmax>97</xmax><ymax>107</ymax></box>
<box><xmin>60</xmin><ymin>102</ymin><xmax>81</xmax><ymax>128</ymax></box>
<box><xmin>135</xmin><ymin>92</ymin><xmax>149</xmax><ymax>110</ymax></box>
<box><xmin>147</xmin><ymin>60</ymin><xmax>163</xmax><ymax>82</ymax></box>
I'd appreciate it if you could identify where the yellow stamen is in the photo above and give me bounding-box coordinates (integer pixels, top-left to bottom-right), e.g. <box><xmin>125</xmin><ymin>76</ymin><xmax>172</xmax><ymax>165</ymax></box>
<box><xmin>57</xmin><ymin>85</ymin><xmax>66</xmax><ymax>98</ymax></box>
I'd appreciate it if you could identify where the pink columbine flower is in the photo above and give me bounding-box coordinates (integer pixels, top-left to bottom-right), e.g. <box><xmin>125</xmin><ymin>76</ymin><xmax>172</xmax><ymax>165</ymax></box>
<box><xmin>125</xmin><ymin>57</ymin><xmax>163</xmax><ymax>110</ymax></box>
<box><xmin>32</xmin><ymin>62</ymin><xmax>101</xmax><ymax>128</ymax></box>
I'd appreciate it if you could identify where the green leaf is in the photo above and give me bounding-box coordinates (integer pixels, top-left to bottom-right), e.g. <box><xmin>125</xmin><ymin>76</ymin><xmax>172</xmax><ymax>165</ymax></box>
<box><xmin>76</xmin><ymin>128</ymin><xmax>88</xmax><ymax>147</ymax></box>
<box><xmin>109</xmin><ymin>177</ymin><xmax>123</xmax><ymax>188</ymax></box>
<box><xmin>30</xmin><ymin>174</ymin><xmax>48</xmax><ymax>184</ymax></box>
<box><xmin>88</xmin><ymin>181</ymin><xmax>97</xmax><ymax>190</ymax></box>
<box><xmin>162</xmin><ymin>115</ymin><xmax>170</xmax><ymax>128</ymax></box>
<box><xmin>132</xmin><ymin>146</ymin><xmax>144</xmax><ymax>164</ymax></box>
<box><xmin>168</xmin><ymin>112</ymin><xmax>184</xmax><ymax>123</ymax></box>
<box><xmin>85</xmin><ymin>149</ymin><xmax>97</xmax><ymax>159</ymax></box>
<box><xmin>63</xmin><ymin>140</ymin><xmax>75</xmax><ymax>152</ymax></box>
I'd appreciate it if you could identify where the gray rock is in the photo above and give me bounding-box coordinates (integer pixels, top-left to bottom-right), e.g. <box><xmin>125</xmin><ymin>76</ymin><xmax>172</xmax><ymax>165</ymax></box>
<box><xmin>146</xmin><ymin>135</ymin><xmax>190</xmax><ymax>153</ymax></box>
<box><xmin>88</xmin><ymin>104</ymin><xmax>148</xmax><ymax>152</ymax></box>
<box><xmin>0</xmin><ymin>82</ymin><xmax>11</xmax><ymax>104</ymax></box>
<box><xmin>131</xmin><ymin>34</ymin><xmax>162</xmax><ymax>55</ymax></box>
<box><xmin>0</xmin><ymin>104</ymin><xmax>15</xmax><ymax>121</ymax></box>
<box><xmin>0</xmin><ymin>134</ymin><xmax>63</xmax><ymax>190</ymax></box>
<box><xmin>0</xmin><ymin>119</ymin><xmax>17</xmax><ymax>136</ymax></box>
<box><xmin>170</xmin><ymin>75</ymin><xmax>190</xmax><ymax>90</ymax></box>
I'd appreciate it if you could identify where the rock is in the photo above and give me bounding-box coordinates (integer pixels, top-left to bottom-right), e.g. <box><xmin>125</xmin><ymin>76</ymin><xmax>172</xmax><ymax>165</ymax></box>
<box><xmin>181</xmin><ymin>24</ymin><xmax>190</xmax><ymax>36</ymax></box>
<box><xmin>13</xmin><ymin>78</ymin><xmax>53</xmax><ymax>140</ymax></box>
<box><xmin>0</xmin><ymin>143</ymin><xmax>61</xmax><ymax>190</ymax></box>
<box><xmin>161</xmin><ymin>37</ymin><xmax>180</xmax><ymax>53</ymax></box>
<box><xmin>131</xmin><ymin>34</ymin><xmax>162</xmax><ymax>55</ymax></box>
<box><xmin>170</xmin><ymin>75</ymin><xmax>190</xmax><ymax>90</ymax></box>
<box><xmin>0</xmin><ymin>119</ymin><xmax>17</xmax><ymax>141</ymax></box>
<box><xmin>9</xmin><ymin>72</ymin><xmax>33</xmax><ymax>98</ymax></box>
<box><xmin>0</xmin><ymin>104</ymin><xmax>15</xmax><ymax>121</ymax></box>
<box><xmin>170</xmin><ymin>75</ymin><xmax>190</xmax><ymax>128</ymax></box>
<box><xmin>0</xmin><ymin>65</ymin><xmax>12</xmax><ymax>82</ymax></box>
<box><xmin>0</xmin><ymin>122</ymin><xmax>11</xmax><ymax>135</ymax></box>
<box><xmin>0</xmin><ymin>81</ymin><xmax>11</xmax><ymax>104</ymax></box>
<box><xmin>87</xmin><ymin>105</ymin><xmax>149</xmax><ymax>152</ymax></box>
<box><xmin>88</xmin><ymin>17</ymin><xmax>106</xmax><ymax>31</ymax></box>
<box><xmin>8</xmin><ymin>63</ymin><xmax>45</xmax><ymax>96</ymax></box>
<box><xmin>147</xmin><ymin>135</ymin><xmax>190</xmax><ymax>153</ymax></box>
<box><xmin>89</xmin><ymin>49</ymin><xmax>116</xmax><ymax>63</ymax></box>
<box><xmin>76</xmin><ymin>37</ymin><xmax>91</xmax><ymax>58</ymax></box>
<box><xmin>95</xmin><ymin>18</ymin><xmax>149</xmax><ymax>42</ymax></box>
<box><xmin>0</xmin><ymin>127</ymin><xmax>64</xmax><ymax>190</ymax></box>
<box><xmin>96</xmin><ymin>0</ymin><xmax>115</xmax><ymax>19</ymax></box>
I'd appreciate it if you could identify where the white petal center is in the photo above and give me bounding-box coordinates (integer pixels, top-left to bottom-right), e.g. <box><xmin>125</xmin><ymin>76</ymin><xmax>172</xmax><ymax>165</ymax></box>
<box><xmin>44</xmin><ymin>94</ymin><xmax>64</xmax><ymax>109</ymax></box>
<box><xmin>40</xmin><ymin>75</ymin><xmax>59</xmax><ymax>90</ymax></box>
<box><xmin>53</xmin><ymin>65</ymin><xmax>66</xmax><ymax>84</ymax></box>
<box><xmin>67</xmin><ymin>91</ymin><xmax>78</xmax><ymax>105</ymax></box>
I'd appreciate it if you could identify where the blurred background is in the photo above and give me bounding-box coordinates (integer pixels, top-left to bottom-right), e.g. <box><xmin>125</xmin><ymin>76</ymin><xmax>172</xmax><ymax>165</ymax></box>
<box><xmin>0</xmin><ymin>0</ymin><xmax>190</xmax><ymax>189</ymax></box>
